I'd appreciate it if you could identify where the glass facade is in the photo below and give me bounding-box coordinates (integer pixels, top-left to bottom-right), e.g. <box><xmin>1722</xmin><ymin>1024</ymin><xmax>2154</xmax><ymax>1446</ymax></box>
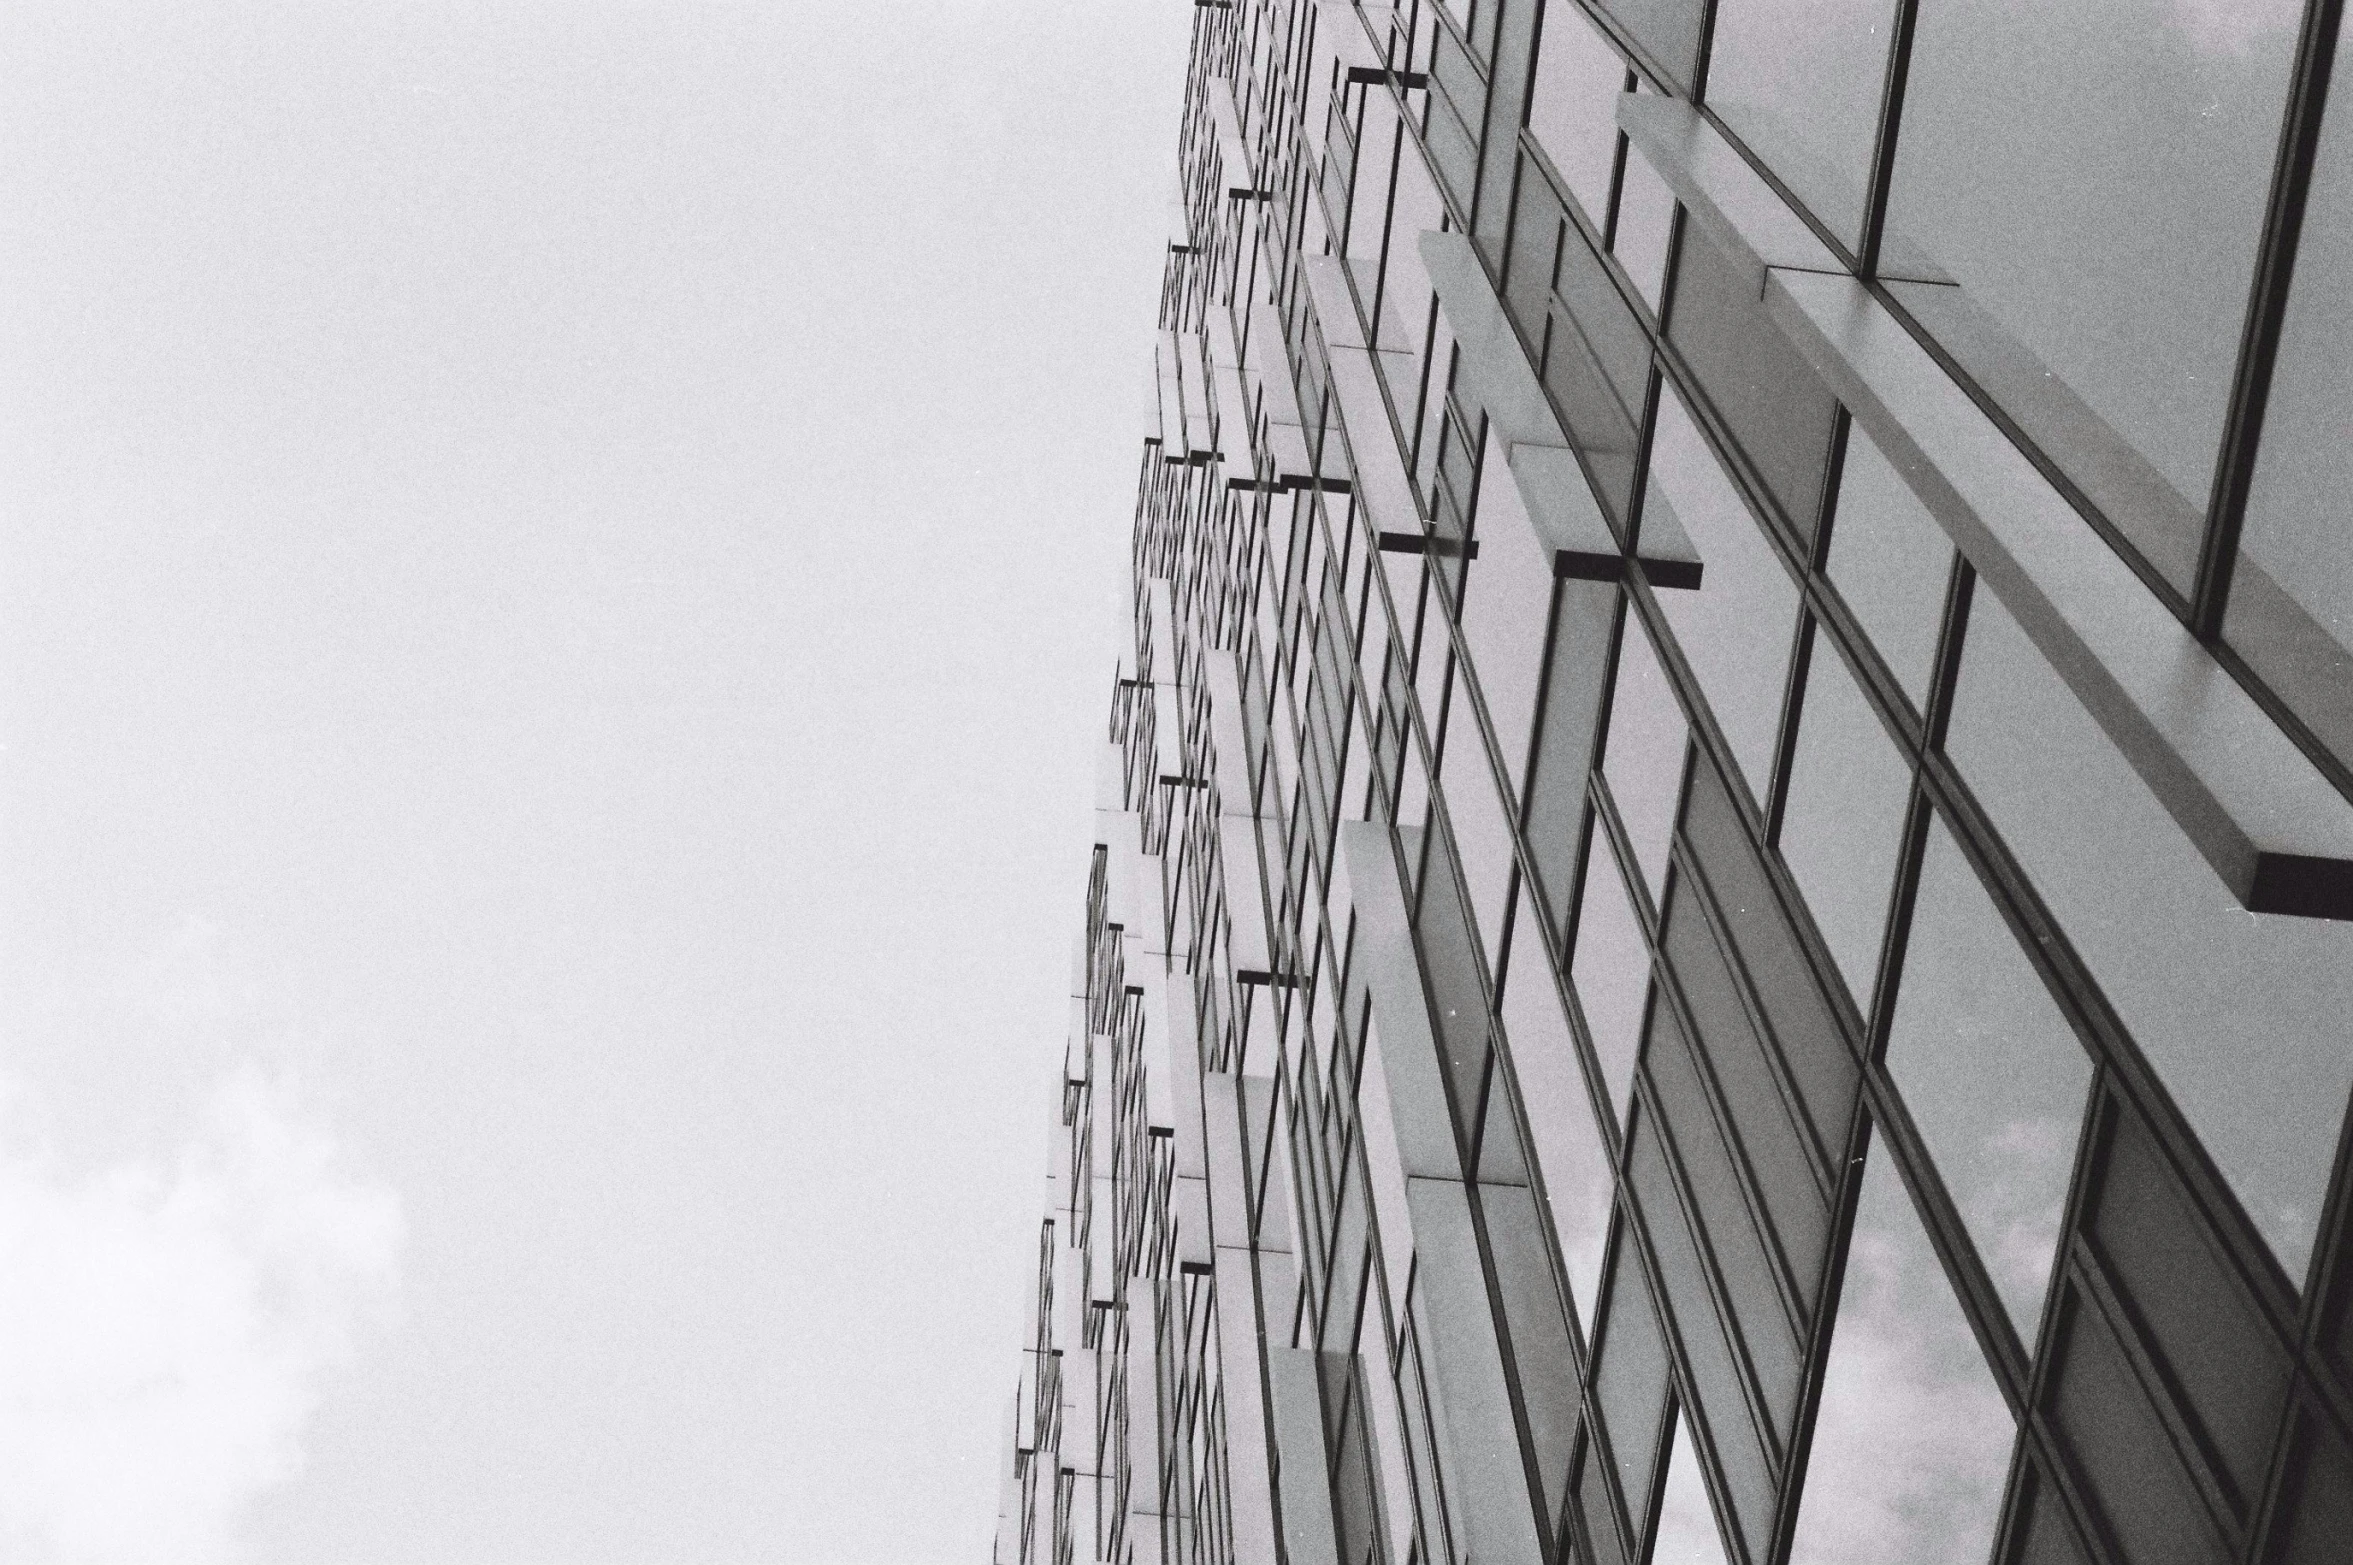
<box><xmin>997</xmin><ymin>7</ymin><xmax>2353</xmax><ymax>1565</ymax></box>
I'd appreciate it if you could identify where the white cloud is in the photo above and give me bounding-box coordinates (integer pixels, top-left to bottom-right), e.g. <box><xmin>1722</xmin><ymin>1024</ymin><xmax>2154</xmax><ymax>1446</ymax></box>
<box><xmin>0</xmin><ymin>1069</ymin><xmax>400</xmax><ymax>1564</ymax></box>
<box><xmin>1788</xmin><ymin>1171</ymin><xmax>2016</xmax><ymax>1565</ymax></box>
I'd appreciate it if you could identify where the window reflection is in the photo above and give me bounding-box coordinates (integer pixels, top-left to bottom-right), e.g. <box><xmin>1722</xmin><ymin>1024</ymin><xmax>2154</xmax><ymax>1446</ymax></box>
<box><xmin>1646</xmin><ymin>384</ymin><xmax>1803</xmax><ymax>805</ymax></box>
<box><xmin>1599</xmin><ymin>610</ymin><xmax>1687</xmax><ymax>897</ymax></box>
<box><xmin>1703</xmin><ymin>0</ymin><xmax>1898</xmax><ymax>245</ymax></box>
<box><xmin>1592</xmin><ymin>1234</ymin><xmax>1671</xmax><ymax>1532</ymax></box>
<box><xmin>1789</xmin><ymin>1137</ymin><xmax>2015</xmax><ymax>1565</ymax></box>
<box><xmin>1947</xmin><ymin>589</ymin><xmax>2353</xmax><ymax>1283</ymax></box>
<box><xmin>1651</xmin><ymin>1404</ymin><xmax>1730</xmax><ymax>1565</ymax></box>
<box><xmin>1885</xmin><ymin>0</ymin><xmax>2302</xmax><ymax>544</ymax></box>
<box><xmin>1821</xmin><ymin>423</ymin><xmax>1952</xmax><ymax>708</ymax></box>
<box><xmin>1526</xmin><ymin>0</ymin><xmax>1628</xmax><ymax>224</ymax></box>
<box><xmin>2233</xmin><ymin>22</ymin><xmax>2353</xmax><ymax>777</ymax></box>
<box><xmin>1884</xmin><ymin>818</ymin><xmax>2092</xmax><ymax>1338</ymax></box>
<box><xmin>1571</xmin><ymin>833</ymin><xmax>1650</xmax><ymax>1129</ymax></box>
<box><xmin>1777</xmin><ymin>632</ymin><xmax>1911</xmax><ymax>1008</ymax></box>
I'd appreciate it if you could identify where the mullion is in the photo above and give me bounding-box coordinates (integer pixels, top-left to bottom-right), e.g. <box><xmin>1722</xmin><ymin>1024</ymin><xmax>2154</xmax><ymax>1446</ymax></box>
<box><xmin>2193</xmin><ymin>0</ymin><xmax>2348</xmax><ymax>636</ymax></box>
<box><xmin>1854</xmin><ymin>0</ymin><xmax>1925</xmax><ymax>277</ymax></box>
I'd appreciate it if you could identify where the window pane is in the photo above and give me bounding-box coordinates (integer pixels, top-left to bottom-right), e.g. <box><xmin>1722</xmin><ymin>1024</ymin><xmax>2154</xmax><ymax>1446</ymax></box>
<box><xmin>1437</xmin><ymin>666</ymin><xmax>1515</xmax><ymax>963</ymax></box>
<box><xmin>1703</xmin><ymin>0</ymin><xmax>1898</xmax><ymax>245</ymax></box>
<box><xmin>1599</xmin><ymin>612</ymin><xmax>1687</xmax><ymax>898</ymax></box>
<box><xmin>1571</xmin><ymin>841</ymin><xmax>1650</xmax><ymax>1129</ymax></box>
<box><xmin>1527</xmin><ymin>0</ymin><xmax>1627</xmax><ymax>223</ymax></box>
<box><xmin>1789</xmin><ymin>1137</ymin><xmax>2015</xmax><ymax>1565</ymax></box>
<box><xmin>1592</xmin><ymin>1233</ymin><xmax>1671</xmax><ymax>1527</ymax></box>
<box><xmin>1822</xmin><ymin>423</ymin><xmax>1953</xmax><ymax>708</ymax></box>
<box><xmin>1885</xmin><ymin>0</ymin><xmax>2302</xmax><ymax>549</ymax></box>
<box><xmin>1776</xmin><ymin>633</ymin><xmax>1911</xmax><ymax>1008</ymax></box>
<box><xmin>2233</xmin><ymin>21</ymin><xmax>2353</xmax><ymax>776</ymax></box>
<box><xmin>1644</xmin><ymin>998</ymin><xmax>1806</xmax><ymax>1426</ymax></box>
<box><xmin>1595</xmin><ymin>0</ymin><xmax>1706</xmax><ymax>90</ymax></box>
<box><xmin>1646</xmin><ymin>383</ymin><xmax>1803</xmax><ymax>805</ymax></box>
<box><xmin>1666</xmin><ymin>223</ymin><xmax>1841</xmax><ymax>537</ymax></box>
<box><xmin>1628</xmin><ymin>1109</ymin><xmax>1779</xmax><ymax>1556</ymax></box>
<box><xmin>1457</xmin><ymin>422</ymin><xmax>1560</xmax><ymax>798</ymax></box>
<box><xmin>1651</xmin><ymin>1404</ymin><xmax>1732</xmax><ymax>1565</ymax></box>
<box><xmin>1946</xmin><ymin>589</ymin><xmax>2353</xmax><ymax>1282</ymax></box>
<box><xmin>1884</xmin><ymin>818</ymin><xmax>2093</xmax><ymax>1338</ymax></box>
<box><xmin>1613</xmin><ymin>127</ymin><xmax>1678</xmax><ymax>313</ymax></box>
<box><xmin>1499</xmin><ymin>899</ymin><xmax>1612</xmax><ymax>1324</ymax></box>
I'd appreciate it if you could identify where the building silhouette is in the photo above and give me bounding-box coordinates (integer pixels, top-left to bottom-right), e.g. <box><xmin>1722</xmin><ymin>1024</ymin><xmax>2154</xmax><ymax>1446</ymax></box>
<box><xmin>995</xmin><ymin>4</ymin><xmax>2353</xmax><ymax>1564</ymax></box>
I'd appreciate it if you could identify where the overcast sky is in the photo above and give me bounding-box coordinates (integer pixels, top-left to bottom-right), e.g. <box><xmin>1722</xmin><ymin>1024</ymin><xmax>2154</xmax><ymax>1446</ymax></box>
<box><xmin>0</xmin><ymin>4</ymin><xmax>1191</xmax><ymax>1560</ymax></box>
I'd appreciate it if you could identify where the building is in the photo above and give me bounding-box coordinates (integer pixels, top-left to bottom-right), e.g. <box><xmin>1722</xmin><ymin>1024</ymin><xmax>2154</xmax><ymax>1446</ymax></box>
<box><xmin>993</xmin><ymin>4</ymin><xmax>2353</xmax><ymax>1565</ymax></box>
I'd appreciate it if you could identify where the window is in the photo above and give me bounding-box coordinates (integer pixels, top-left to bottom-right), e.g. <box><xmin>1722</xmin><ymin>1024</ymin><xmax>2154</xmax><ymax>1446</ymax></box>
<box><xmin>1571</xmin><ymin>835</ymin><xmax>1651</xmax><ymax>1129</ymax></box>
<box><xmin>1645</xmin><ymin>383</ymin><xmax>1803</xmax><ymax>806</ymax></box>
<box><xmin>1947</xmin><ymin>588</ymin><xmax>2353</xmax><ymax>1282</ymax></box>
<box><xmin>1789</xmin><ymin>1134</ymin><xmax>2015</xmax><ymax>1565</ymax></box>
<box><xmin>1775</xmin><ymin>631</ymin><xmax>1912</xmax><ymax>1007</ymax></box>
<box><xmin>1883</xmin><ymin>817</ymin><xmax>2092</xmax><ymax>1338</ymax></box>
<box><xmin>1598</xmin><ymin>610</ymin><xmax>1687</xmax><ymax>898</ymax></box>
<box><xmin>2232</xmin><ymin>21</ymin><xmax>2353</xmax><ymax>776</ymax></box>
<box><xmin>1885</xmin><ymin>0</ymin><xmax>2304</xmax><ymax>581</ymax></box>
<box><xmin>1820</xmin><ymin>422</ymin><xmax>1953</xmax><ymax>709</ymax></box>
<box><xmin>1526</xmin><ymin>1</ymin><xmax>1629</xmax><ymax>223</ymax></box>
<box><xmin>1612</xmin><ymin>125</ymin><xmax>1678</xmax><ymax>312</ymax></box>
<box><xmin>1702</xmin><ymin>0</ymin><xmax>1900</xmax><ymax>246</ymax></box>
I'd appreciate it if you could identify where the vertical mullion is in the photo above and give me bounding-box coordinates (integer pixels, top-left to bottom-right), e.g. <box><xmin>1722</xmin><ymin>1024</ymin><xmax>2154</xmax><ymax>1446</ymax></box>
<box><xmin>2192</xmin><ymin>0</ymin><xmax>2345</xmax><ymax>638</ymax></box>
<box><xmin>1853</xmin><ymin>0</ymin><xmax>1923</xmax><ymax>278</ymax></box>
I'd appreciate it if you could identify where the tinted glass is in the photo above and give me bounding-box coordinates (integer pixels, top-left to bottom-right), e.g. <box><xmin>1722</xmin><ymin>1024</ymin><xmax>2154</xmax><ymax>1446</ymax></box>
<box><xmin>1665</xmin><ymin>224</ymin><xmax>1841</xmax><ymax>534</ymax></box>
<box><xmin>1659</xmin><ymin>878</ymin><xmax>1834</xmax><ymax>1313</ymax></box>
<box><xmin>1947</xmin><ymin>589</ymin><xmax>2353</xmax><ymax>1282</ymax></box>
<box><xmin>1789</xmin><ymin>1137</ymin><xmax>2014</xmax><ymax>1565</ymax></box>
<box><xmin>2233</xmin><ymin>22</ymin><xmax>2353</xmax><ymax>776</ymax></box>
<box><xmin>1643</xmin><ymin>1000</ymin><xmax>1806</xmax><ymax>1424</ymax></box>
<box><xmin>1884</xmin><ymin>819</ymin><xmax>2092</xmax><ymax>1338</ymax></box>
<box><xmin>1646</xmin><ymin>384</ymin><xmax>1803</xmax><ymax>805</ymax></box>
<box><xmin>1498</xmin><ymin>900</ymin><xmax>1612</xmax><ymax>1323</ymax></box>
<box><xmin>2043</xmin><ymin>1281</ymin><xmax>2233</xmax><ymax>1565</ymax></box>
<box><xmin>1592</xmin><ymin>1237</ymin><xmax>1671</xmax><ymax>1527</ymax></box>
<box><xmin>1885</xmin><ymin>0</ymin><xmax>2303</xmax><ymax>545</ymax></box>
<box><xmin>1599</xmin><ymin>613</ymin><xmax>1687</xmax><ymax>898</ymax></box>
<box><xmin>1629</xmin><ymin>1113</ymin><xmax>1778</xmax><ymax>1558</ymax></box>
<box><xmin>1651</xmin><ymin>1405</ymin><xmax>1731</xmax><ymax>1565</ymax></box>
<box><xmin>1821</xmin><ymin>422</ymin><xmax>1951</xmax><ymax>707</ymax></box>
<box><xmin>1526</xmin><ymin>1</ymin><xmax>1628</xmax><ymax>223</ymax></box>
<box><xmin>1703</xmin><ymin>0</ymin><xmax>1898</xmax><ymax>245</ymax></box>
<box><xmin>2270</xmin><ymin>1410</ymin><xmax>2353</xmax><ymax>1565</ymax></box>
<box><xmin>1776</xmin><ymin>634</ymin><xmax>1911</xmax><ymax>1007</ymax></box>
<box><xmin>2086</xmin><ymin>1106</ymin><xmax>2293</xmax><ymax>1516</ymax></box>
<box><xmin>1576</xmin><ymin>1436</ymin><xmax>1633</xmax><ymax>1565</ymax></box>
<box><xmin>1571</xmin><ymin>841</ymin><xmax>1650</xmax><ymax>1129</ymax></box>
<box><xmin>1681</xmin><ymin>761</ymin><xmax>1862</xmax><ymax>1162</ymax></box>
<box><xmin>1479</xmin><ymin>1159</ymin><xmax>1581</xmax><ymax>1508</ymax></box>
